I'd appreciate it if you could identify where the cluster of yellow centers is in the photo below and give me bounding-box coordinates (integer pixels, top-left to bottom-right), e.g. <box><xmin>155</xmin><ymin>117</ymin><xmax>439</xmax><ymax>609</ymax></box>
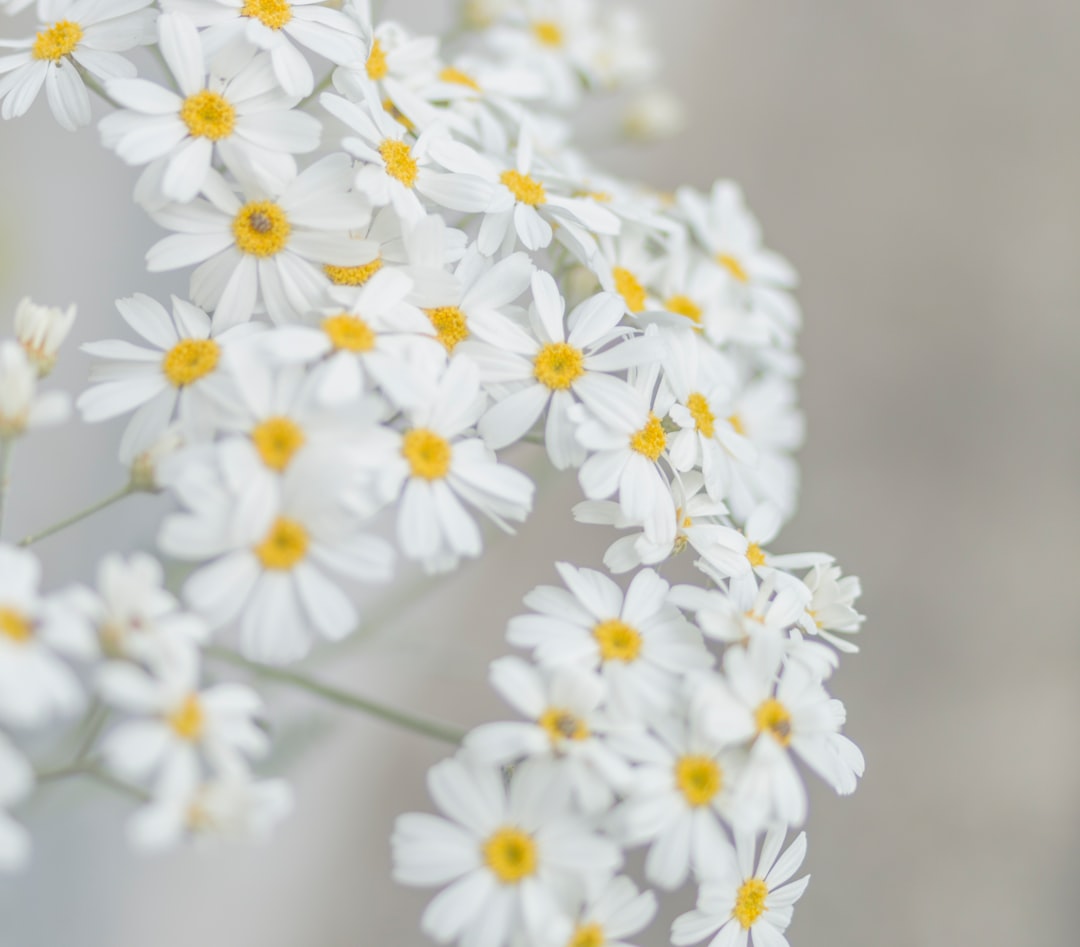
<box><xmin>630</xmin><ymin>413</ymin><xmax>666</xmax><ymax>462</ymax></box>
<box><xmin>592</xmin><ymin>618</ymin><xmax>642</xmax><ymax>663</ymax></box>
<box><xmin>686</xmin><ymin>392</ymin><xmax>716</xmax><ymax>438</ymax></box>
<box><xmin>438</xmin><ymin>66</ymin><xmax>481</xmax><ymax>92</ymax></box>
<box><xmin>324</xmin><ymin>257</ymin><xmax>383</xmax><ymax>287</ymax></box>
<box><xmin>180</xmin><ymin>90</ymin><xmax>236</xmax><ymax>141</ymax></box>
<box><xmin>482</xmin><ymin>827</ymin><xmax>538</xmax><ymax>884</ymax></box>
<box><xmin>168</xmin><ymin>694</ymin><xmax>205</xmax><ymax>741</ymax></box>
<box><xmin>0</xmin><ymin>608</ymin><xmax>32</xmax><ymax>644</ymax></box>
<box><xmin>241</xmin><ymin>0</ymin><xmax>291</xmax><ymax>30</ymax></box>
<box><xmin>612</xmin><ymin>267</ymin><xmax>646</xmax><ymax>314</ymax></box>
<box><xmin>380</xmin><ymin>139</ymin><xmax>418</xmax><ymax>187</ymax></box>
<box><xmin>31</xmin><ymin>20</ymin><xmax>82</xmax><ymax>62</ymax></box>
<box><xmin>675</xmin><ymin>754</ymin><xmax>723</xmax><ymax>807</ymax></box>
<box><xmin>539</xmin><ymin>707</ymin><xmax>589</xmax><ymax>744</ymax></box>
<box><xmin>366</xmin><ymin>38</ymin><xmax>388</xmax><ymax>80</ymax></box>
<box><xmin>402</xmin><ymin>428</ymin><xmax>452</xmax><ymax>480</ymax></box>
<box><xmin>755</xmin><ymin>697</ymin><xmax>793</xmax><ymax>746</ymax></box>
<box><xmin>322</xmin><ymin>313</ymin><xmax>376</xmax><ymax>352</ymax></box>
<box><xmin>501</xmin><ymin>169</ymin><xmax>546</xmax><ymax>206</ymax></box>
<box><xmin>233</xmin><ymin>201</ymin><xmax>291</xmax><ymax>257</ymax></box>
<box><xmin>716</xmin><ymin>252</ymin><xmax>749</xmax><ymax>284</ymax></box>
<box><xmin>733</xmin><ymin>878</ymin><xmax>770</xmax><ymax>928</ymax></box>
<box><xmin>665</xmin><ymin>294</ymin><xmax>703</xmax><ymax>326</ymax></box>
<box><xmin>533</xmin><ymin>341</ymin><xmax>583</xmax><ymax>390</ymax></box>
<box><xmin>252</xmin><ymin>416</ymin><xmax>305</xmax><ymax>471</ymax></box>
<box><xmin>568</xmin><ymin>924</ymin><xmax>605</xmax><ymax>947</ymax></box>
<box><xmin>531</xmin><ymin>20</ymin><xmax>564</xmax><ymax>47</ymax></box>
<box><xmin>425</xmin><ymin>306</ymin><xmax>469</xmax><ymax>351</ymax></box>
<box><xmin>162</xmin><ymin>338</ymin><xmax>220</xmax><ymax>388</ymax></box>
<box><xmin>254</xmin><ymin>517</ymin><xmax>309</xmax><ymax>570</ymax></box>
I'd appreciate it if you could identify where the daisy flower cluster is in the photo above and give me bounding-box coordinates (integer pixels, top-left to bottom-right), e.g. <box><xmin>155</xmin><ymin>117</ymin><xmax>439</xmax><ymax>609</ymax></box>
<box><xmin>0</xmin><ymin>0</ymin><xmax>867</xmax><ymax>943</ymax></box>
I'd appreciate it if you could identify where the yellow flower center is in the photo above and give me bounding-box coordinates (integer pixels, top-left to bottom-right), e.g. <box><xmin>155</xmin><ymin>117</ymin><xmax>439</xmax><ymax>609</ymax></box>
<box><xmin>665</xmin><ymin>294</ymin><xmax>703</xmax><ymax>325</ymax></box>
<box><xmin>366</xmin><ymin>38</ymin><xmax>388</xmax><ymax>79</ymax></box>
<box><xmin>379</xmin><ymin>139</ymin><xmax>418</xmax><ymax>187</ymax></box>
<box><xmin>252</xmin><ymin>416</ymin><xmax>305</xmax><ymax>471</ymax></box>
<box><xmin>733</xmin><ymin>878</ymin><xmax>769</xmax><ymax>928</ymax></box>
<box><xmin>717</xmin><ymin>252</ymin><xmax>749</xmax><ymax>284</ymax></box>
<box><xmin>322</xmin><ymin>313</ymin><xmax>376</xmax><ymax>352</ymax></box>
<box><xmin>568</xmin><ymin>923</ymin><xmax>605</xmax><ymax>947</ymax></box>
<box><xmin>425</xmin><ymin>306</ymin><xmax>469</xmax><ymax>351</ymax></box>
<box><xmin>232</xmin><ymin>201</ymin><xmax>290</xmax><ymax>257</ymax></box>
<box><xmin>755</xmin><ymin>698</ymin><xmax>793</xmax><ymax>746</ymax></box>
<box><xmin>241</xmin><ymin>0</ymin><xmax>292</xmax><ymax>30</ymax></box>
<box><xmin>0</xmin><ymin>608</ymin><xmax>32</xmax><ymax>643</ymax></box>
<box><xmin>746</xmin><ymin>542</ymin><xmax>767</xmax><ymax>568</ymax></box>
<box><xmin>675</xmin><ymin>754</ymin><xmax>722</xmax><ymax>807</ymax></box>
<box><xmin>531</xmin><ymin>20</ymin><xmax>564</xmax><ymax>47</ymax></box>
<box><xmin>482</xmin><ymin>827</ymin><xmax>538</xmax><ymax>884</ymax></box>
<box><xmin>402</xmin><ymin>428</ymin><xmax>451</xmax><ymax>480</ymax></box>
<box><xmin>324</xmin><ymin>257</ymin><xmax>383</xmax><ymax>287</ymax></box>
<box><xmin>32</xmin><ymin>20</ymin><xmax>82</xmax><ymax>61</ymax></box>
<box><xmin>728</xmin><ymin>413</ymin><xmax>746</xmax><ymax>436</ymax></box>
<box><xmin>162</xmin><ymin>338</ymin><xmax>220</xmax><ymax>388</ymax></box>
<box><xmin>501</xmin><ymin>169</ymin><xmax>546</xmax><ymax>206</ymax></box>
<box><xmin>167</xmin><ymin>694</ymin><xmax>205</xmax><ymax>741</ymax></box>
<box><xmin>613</xmin><ymin>267</ymin><xmax>646</xmax><ymax>314</ymax></box>
<box><xmin>592</xmin><ymin>618</ymin><xmax>642</xmax><ymax>663</ymax></box>
<box><xmin>179</xmin><ymin>90</ymin><xmax>236</xmax><ymax>141</ymax></box>
<box><xmin>533</xmin><ymin>341</ymin><xmax>584</xmax><ymax>390</ymax></box>
<box><xmin>439</xmin><ymin>66</ymin><xmax>480</xmax><ymax>91</ymax></box>
<box><xmin>630</xmin><ymin>413</ymin><xmax>666</xmax><ymax>461</ymax></box>
<box><xmin>538</xmin><ymin>707</ymin><xmax>590</xmax><ymax>743</ymax></box>
<box><xmin>254</xmin><ymin>517</ymin><xmax>309</xmax><ymax>570</ymax></box>
<box><xmin>687</xmin><ymin>392</ymin><xmax>715</xmax><ymax>437</ymax></box>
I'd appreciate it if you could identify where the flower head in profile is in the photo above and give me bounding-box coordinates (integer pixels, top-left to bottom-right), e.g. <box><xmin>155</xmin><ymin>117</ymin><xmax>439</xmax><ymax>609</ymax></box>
<box><xmin>13</xmin><ymin>297</ymin><xmax>76</xmax><ymax>376</ymax></box>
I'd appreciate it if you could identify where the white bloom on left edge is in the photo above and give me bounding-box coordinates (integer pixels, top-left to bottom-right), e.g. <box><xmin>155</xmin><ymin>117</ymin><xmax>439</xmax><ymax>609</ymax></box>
<box><xmin>0</xmin><ymin>342</ymin><xmax>69</xmax><ymax>439</ymax></box>
<box><xmin>393</xmin><ymin>757</ymin><xmax>622</xmax><ymax>947</ymax></box>
<box><xmin>146</xmin><ymin>155</ymin><xmax>372</xmax><ymax>329</ymax></box>
<box><xmin>0</xmin><ymin>733</ymin><xmax>33</xmax><ymax>872</ymax></box>
<box><xmin>0</xmin><ymin>0</ymin><xmax>156</xmax><ymax>131</ymax></box>
<box><xmin>13</xmin><ymin>297</ymin><xmax>76</xmax><ymax>376</ymax></box>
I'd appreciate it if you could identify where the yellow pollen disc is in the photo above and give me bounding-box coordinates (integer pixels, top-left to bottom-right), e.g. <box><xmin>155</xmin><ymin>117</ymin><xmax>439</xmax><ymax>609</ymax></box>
<box><xmin>0</xmin><ymin>608</ymin><xmax>32</xmax><ymax>643</ymax></box>
<box><xmin>252</xmin><ymin>416</ymin><xmax>305</xmax><ymax>471</ymax></box>
<box><xmin>539</xmin><ymin>707</ymin><xmax>590</xmax><ymax>743</ymax></box>
<box><xmin>756</xmin><ymin>698</ymin><xmax>793</xmax><ymax>746</ymax></box>
<box><xmin>568</xmin><ymin>923</ymin><xmax>605</xmax><ymax>947</ymax></box>
<box><xmin>717</xmin><ymin>252</ymin><xmax>750</xmax><ymax>284</ymax></box>
<box><xmin>232</xmin><ymin>201</ymin><xmax>290</xmax><ymax>257</ymax></box>
<box><xmin>168</xmin><ymin>694</ymin><xmax>205</xmax><ymax>741</ymax></box>
<box><xmin>687</xmin><ymin>392</ymin><xmax>716</xmax><ymax>437</ymax></box>
<box><xmin>254</xmin><ymin>517</ymin><xmax>309</xmax><ymax>570</ymax></box>
<box><xmin>425</xmin><ymin>306</ymin><xmax>469</xmax><ymax>351</ymax></box>
<box><xmin>322</xmin><ymin>313</ymin><xmax>376</xmax><ymax>352</ymax></box>
<box><xmin>533</xmin><ymin>342</ymin><xmax>584</xmax><ymax>390</ymax></box>
<box><xmin>366</xmin><ymin>38</ymin><xmax>388</xmax><ymax>79</ymax></box>
<box><xmin>500</xmin><ymin>169</ymin><xmax>547</xmax><ymax>206</ymax></box>
<box><xmin>162</xmin><ymin>338</ymin><xmax>220</xmax><ymax>388</ymax></box>
<box><xmin>728</xmin><ymin>413</ymin><xmax>746</xmax><ymax>436</ymax></box>
<box><xmin>675</xmin><ymin>754</ymin><xmax>723</xmax><ymax>807</ymax></box>
<box><xmin>241</xmin><ymin>0</ymin><xmax>292</xmax><ymax>30</ymax></box>
<box><xmin>439</xmin><ymin>66</ymin><xmax>480</xmax><ymax>91</ymax></box>
<box><xmin>379</xmin><ymin>139</ymin><xmax>418</xmax><ymax>187</ymax></box>
<box><xmin>630</xmin><ymin>413</ymin><xmax>666</xmax><ymax>461</ymax></box>
<box><xmin>482</xmin><ymin>827</ymin><xmax>538</xmax><ymax>884</ymax></box>
<box><xmin>32</xmin><ymin>20</ymin><xmax>82</xmax><ymax>61</ymax></box>
<box><xmin>733</xmin><ymin>878</ymin><xmax>769</xmax><ymax>928</ymax></box>
<box><xmin>531</xmin><ymin>20</ymin><xmax>564</xmax><ymax>47</ymax></box>
<box><xmin>592</xmin><ymin>618</ymin><xmax>642</xmax><ymax>663</ymax></box>
<box><xmin>745</xmin><ymin>542</ymin><xmax>767</xmax><ymax>568</ymax></box>
<box><xmin>402</xmin><ymin>428</ymin><xmax>451</xmax><ymax>480</ymax></box>
<box><xmin>665</xmin><ymin>294</ymin><xmax>703</xmax><ymax>325</ymax></box>
<box><xmin>324</xmin><ymin>257</ymin><xmax>383</xmax><ymax>287</ymax></box>
<box><xmin>179</xmin><ymin>90</ymin><xmax>236</xmax><ymax>141</ymax></box>
<box><xmin>612</xmin><ymin>267</ymin><xmax>647</xmax><ymax>313</ymax></box>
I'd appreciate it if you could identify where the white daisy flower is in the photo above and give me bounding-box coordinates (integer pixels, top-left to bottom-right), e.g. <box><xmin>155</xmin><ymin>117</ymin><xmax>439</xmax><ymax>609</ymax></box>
<box><xmin>100</xmin><ymin>14</ymin><xmax>322</xmax><ymax>206</ymax></box>
<box><xmin>796</xmin><ymin>564</ymin><xmax>864</xmax><ymax>653</ymax></box>
<box><xmin>162</xmin><ymin>0</ymin><xmax>362</xmax><ymax>98</ymax></box>
<box><xmin>671</xmin><ymin>829</ymin><xmax>809</xmax><ymax>947</ymax></box>
<box><xmin>77</xmin><ymin>293</ymin><xmax>258</xmax><ymax>461</ymax></box>
<box><xmin>146</xmin><ymin>154</ymin><xmax>372</xmax><ymax>329</ymax></box>
<box><xmin>507</xmin><ymin>562</ymin><xmax>709</xmax><ymax>718</ymax></box>
<box><xmin>0</xmin><ymin>341</ymin><xmax>70</xmax><ymax>439</ymax></box>
<box><xmin>592</xmin><ymin>227</ymin><xmax>667</xmax><ymax>320</ymax></box>
<box><xmin>0</xmin><ymin>732</ymin><xmax>33</xmax><ymax>872</ymax></box>
<box><xmin>0</xmin><ymin>0</ymin><xmax>156</xmax><ymax>132</ymax></box>
<box><xmin>553</xmin><ymin>875</ymin><xmax>658</xmax><ymax>947</ymax></box>
<box><xmin>13</xmin><ymin>296</ymin><xmax>76</xmax><ymax>376</ymax></box>
<box><xmin>392</xmin><ymin>757</ymin><xmax>622</xmax><ymax>947</ymax></box>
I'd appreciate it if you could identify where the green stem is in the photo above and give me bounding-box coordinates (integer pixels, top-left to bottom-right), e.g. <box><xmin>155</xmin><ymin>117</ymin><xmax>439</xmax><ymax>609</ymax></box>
<box><xmin>18</xmin><ymin>482</ymin><xmax>134</xmax><ymax>548</ymax></box>
<box><xmin>36</xmin><ymin>757</ymin><xmax>149</xmax><ymax>801</ymax></box>
<box><xmin>206</xmin><ymin>647</ymin><xmax>466</xmax><ymax>746</ymax></box>
<box><xmin>0</xmin><ymin>438</ymin><xmax>13</xmax><ymax>538</ymax></box>
<box><xmin>74</xmin><ymin>64</ymin><xmax>120</xmax><ymax>109</ymax></box>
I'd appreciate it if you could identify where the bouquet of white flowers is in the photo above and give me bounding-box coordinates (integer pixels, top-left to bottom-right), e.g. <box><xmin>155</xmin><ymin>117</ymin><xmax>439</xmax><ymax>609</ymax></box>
<box><xmin>0</xmin><ymin>1</ymin><xmax>866</xmax><ymax>944</ymax></box>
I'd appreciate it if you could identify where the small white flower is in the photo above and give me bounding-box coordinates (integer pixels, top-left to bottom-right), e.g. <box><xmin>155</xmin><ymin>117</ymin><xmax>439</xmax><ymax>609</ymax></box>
<box><xmin>13</xmin><ymin>297</ymin><xmax>76</xmax><ymax>376</ymax></box>
<box><xmin>796</xmin><ymin>564</ymin><xmax>864</xmax><ymax>653</ymax></box>
<box><xmin>0</xmin><ymin>732</ymin><xmax>33</xmax><ymax>872</ymax></box>
<box><xmin>0</xmin><ymin>341</ymin><xmax>70</xmax><ymax>438</ymax></box>
<box><xmin>554</xmin><ymin>875</ymin><xmax>658</xmax><ymax>947</ymax></box>
<box><xmin>622</xmin><ymin>89</ymin><xmax>685</xmax><ymax>141</ymax></box>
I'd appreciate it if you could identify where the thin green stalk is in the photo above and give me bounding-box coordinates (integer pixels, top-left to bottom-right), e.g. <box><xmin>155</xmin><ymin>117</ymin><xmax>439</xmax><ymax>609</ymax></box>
<box><xmin>36</xmin><ymin>757</ymin><xmax>149</xmax><ymax>801</ymax></box>
<box><xmin>206</xmin><ymin>646</ymin><xmax>466</xmax><ymax>745</ymax></box>
<box><xmin>74</xmin><ymin>64</ymin><xmax>120</xmax><ymax>109</ymax></box>
<box><xmin>0</xmin><ymin>438</ymin><xmax>13</xmax><ymax>538</ymax></box>
<box><xmin>19</xmin><ymin>482</ymin><xmax>134</xmax><ymax>547</ymax></box>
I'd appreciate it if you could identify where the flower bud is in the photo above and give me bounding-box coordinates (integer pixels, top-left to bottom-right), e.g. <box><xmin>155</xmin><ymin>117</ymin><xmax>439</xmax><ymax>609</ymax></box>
<box><xmin>14</xmin><ymin>298</ymin><xmax>76</xmax><ymax>376</ymax></box>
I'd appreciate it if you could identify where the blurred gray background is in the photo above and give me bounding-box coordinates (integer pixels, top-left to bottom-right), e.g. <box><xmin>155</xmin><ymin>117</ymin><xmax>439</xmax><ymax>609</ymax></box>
<box><xmin>1</xmin><ymin>0</ymin><xmax>1078</xmax><ymax>945</ymax></box>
